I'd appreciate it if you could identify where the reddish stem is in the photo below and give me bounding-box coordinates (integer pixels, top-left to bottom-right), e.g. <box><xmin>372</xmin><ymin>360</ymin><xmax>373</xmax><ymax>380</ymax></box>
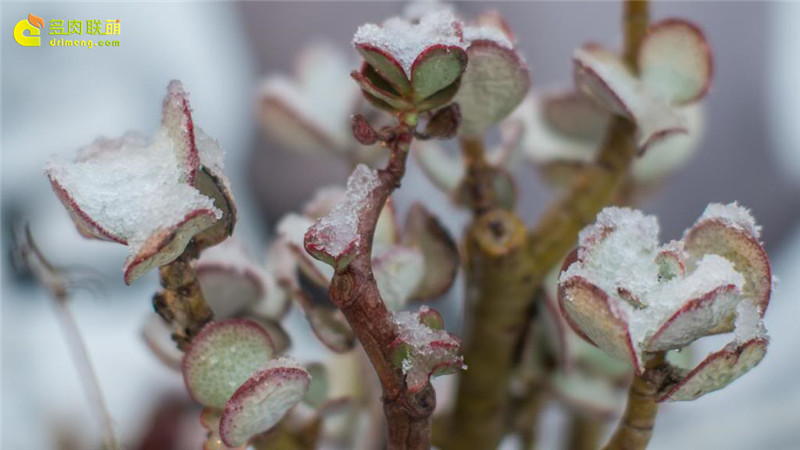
<box><xmin>327</xmin><ymin>128</ymin><xmax>436</xmax><ymax>448</ymax></box>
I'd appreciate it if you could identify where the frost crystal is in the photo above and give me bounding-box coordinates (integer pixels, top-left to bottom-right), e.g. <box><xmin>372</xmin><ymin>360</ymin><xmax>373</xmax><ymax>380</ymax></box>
<box><xmin>305</xmin><ymin>164</ymin><xmax>379</xmax><ymax>267</ymax></box>
<box><xmin>697</xmin><ymin>202</ymin><xmax>761</xmax><ymax>238</ymax></box>
<box><xmin>353</xmin><ymin>10</ymin><xmax>466</xmax><ymax>76</ymax></box>
<box><xmin>46</xmin><ymin>131</ymin><xmax>221</xmax><ymax>254</ymax></box>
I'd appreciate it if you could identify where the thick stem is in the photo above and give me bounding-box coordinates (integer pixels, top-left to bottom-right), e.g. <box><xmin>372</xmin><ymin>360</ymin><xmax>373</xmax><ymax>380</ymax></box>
<box><xmin>459</xmin><ymin>136</ymin><xmax>497</xmax><ymax>215</ymax></box>
<box><xmin>602</xmin><ymin>353</ymin><xmax>664</xmax><ymax>450</ymax></box>
<box><xmin>567</xmin><ymin>414</ymin><xmax>604</xmax><ymax>450</ymax></box>
<box><xmin>445</xmin><ymin>209</ymin><xmax>537</xmax><ymax>449</ymax></box>
<box><xmin>446</xmin><ymin>1</ymin><xmax>650</xmax><ymax>447</ymax></box>
<box><xmin>327</xmin><ymin>129</ymin><xmax>435</xmax><ymax>449</ymax></box>
<box><xmin>152</xmin><ymin>245</ymin><xmax>214</xmax><ymax>351</ymax></box>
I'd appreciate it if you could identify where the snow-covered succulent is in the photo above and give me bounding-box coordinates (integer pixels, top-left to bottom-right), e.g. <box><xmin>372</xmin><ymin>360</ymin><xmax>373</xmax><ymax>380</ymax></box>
<box><xmin>259</xmin><ymin>42</ymin><xmax>385</xmax><ymax>164</ymax></box>
<box><xmin>390</xmin><ymin>306</ymin><xmax>465</xmax><ymax>393</ymax></box>
<box><xmin>280</xmin><ymin>165</ymin><xmax>459</xmax><ymax>314</ymax></box>
<box><xmin>351</xmin><ymin>10</ymin><xmax>468</xmax><ymax>113</ymax></box>
<box><xmin>182</xmin><ymin>319</ymin><xmax>311</xmax><ymax>447</ymax></box>
<box><xmin>558</xmin><ymin>203</ymin><xmax>771</xmax><ymax>402</ymax></box>
<box><xmin>46</xmin><ymin>81</ymin><xmax>236</xmax><ymax>284</ymax></box>
<box><xmin>573</xmin><ymin>19</ymin><xmax>712</xmax><ymax>153</ymax></box>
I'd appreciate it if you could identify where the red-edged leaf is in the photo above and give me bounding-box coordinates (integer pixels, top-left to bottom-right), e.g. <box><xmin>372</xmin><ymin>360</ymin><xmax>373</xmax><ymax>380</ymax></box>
<box><xmin>123</xmin><ymin>209</ymin><xmax>219</xmax><ymax>284</ymax></box>
<box><xmin>646</xmin><ymin>284</ymin><xmax>740</xmax><ymax>352</ymax></box>
<box><xmin>656</xmin><ymin>338</ymin><xmax>767</xmax><ymax>402</ymax></box>
<box><xmin>573</xmin><ymin>45</ymin><xmax>688</xmax><ymax>153</ymax></box>
<box><xmin>162</xmin><ymin>80</ymin><xmax>200</xmax><ymax>184</ymax></box>
<box><xmin>455</xmin><ymin>41</ymin><xmax>529</xmax><ymax>135</ymax></box>
<box><xmin>354</xmin><ymin>44</ymin><xmax>412</xmax><ymax>95</ymax></box>
<box><xmin>182</xmin><ymin>319</ymin><xmax>275</xmax><ymax>408</ymax></box>
<box><xmin>558</xmin><ymin>276</ymin><xmax>643</xmax><ymax>374</ymax></box>
<box><xmin>410</xmin><ymin>45</ymin><xmax>468</xmax><ymax>102</ymax></box>
<box><xmin>639</xmin><ymin>19</ymin><xmax>713</xmax><ymax>105</ymax></box>
<box><xmin>220</xmin><ymin>359</ymin><xmax>311</xmax><ymax>446</ymax></box>
<box><xmin>683</xmin><ymin>218</ymin><xmax>771</xmax><ymax>329</ymax></box>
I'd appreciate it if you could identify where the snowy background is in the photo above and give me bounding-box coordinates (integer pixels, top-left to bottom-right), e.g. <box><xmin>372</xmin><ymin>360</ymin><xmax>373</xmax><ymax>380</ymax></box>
<box><xmin>2</xmin><ymin>1</ymin><xmax>799</xmax><ymax>449</ymax></box>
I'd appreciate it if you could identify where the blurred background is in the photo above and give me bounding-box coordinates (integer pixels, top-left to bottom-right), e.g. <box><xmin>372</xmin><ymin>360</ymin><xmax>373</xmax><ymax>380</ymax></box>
<box><xmin>2</xmin><ymin>1</ymin><xmax>799</xmax><ymax>449</ymax></box>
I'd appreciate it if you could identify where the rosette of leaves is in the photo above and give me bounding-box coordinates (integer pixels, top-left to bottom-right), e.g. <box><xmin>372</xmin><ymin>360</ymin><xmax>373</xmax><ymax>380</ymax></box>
<box><xmin>558</xmin><ymin>203</ymin><xmax>771</xmax><ymax>402</ymax></box>
<box><xmin>351</xmin><ymin>10</ymin><xmax>468</xmax><ymax>114</ymax></box>
<box><xmin>46</xmin><ymin>81</ymin><xmax>236</xmax><ymax>284</ymax></box>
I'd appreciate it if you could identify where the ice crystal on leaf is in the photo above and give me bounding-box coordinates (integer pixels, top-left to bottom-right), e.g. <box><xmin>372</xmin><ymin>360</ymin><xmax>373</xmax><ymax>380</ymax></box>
<box><xmin>46</xmin><ymin>81</ymin><xmax>235</xmax><ymax>284</ymax></box>
<box><xmin>559</xmin><ymin>204</ymin><xmax>771</xmax><ymax>402</ymax></box>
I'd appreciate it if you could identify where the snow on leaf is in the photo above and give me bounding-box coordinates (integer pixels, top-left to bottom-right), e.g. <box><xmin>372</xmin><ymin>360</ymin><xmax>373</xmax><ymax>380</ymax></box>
<box><xmin>390</xmin><ymin>307</ymin><xmax>464</xmax><ymax>393</ymax></box>
<box><xmin>278</xmin><ymin>213</ymin><xmax>334</xmax><ymax>287</ymax></box>
<box><xmin>219</xmin><ymin>357</ymin><xmax>311</xmax><ymax>447</ymax></box>
<box><xmin>46</xmin><ymin>81</ymin><xmax>231</xmax><ymax>284</ymax></box>
<box><xmin>304</xmin><ymin>164</ymin><xmax>379</xmax><ymax>271</ymax></box>
<box><xmin>559</xmin><ymin>205</ymin><xmax>770</xmax><ymax>374</ymax></box>
<box><xmin>182</xmin><ymin>319</ymin><xmax>275</xmax><ymax>409</ymax></box>
<box><xmin>683</xmin><ymin>203</ymin><xmax>771</xmax><ymax>325</ymax></box>
<box><xmin>353</xmin><ymin>10</ymin><xmax>466</xmax><ymax>78</ymax></box>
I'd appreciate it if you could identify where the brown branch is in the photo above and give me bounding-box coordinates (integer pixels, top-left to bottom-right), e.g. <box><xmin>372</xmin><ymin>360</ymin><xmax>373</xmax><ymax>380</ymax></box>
<box><xmin>602</xmin><ymin>353</ymin><xmax>664</xmax><ymax>450</ymax></box>
<box><xmin>327</xmin><ymin>127</ymin><xmax>436</xmax><ymax>449</ymax></box>
<box><xmin>152</xmin><ymin>244</ymin><xmax>214</xmax><ymax>351</ymax></box>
